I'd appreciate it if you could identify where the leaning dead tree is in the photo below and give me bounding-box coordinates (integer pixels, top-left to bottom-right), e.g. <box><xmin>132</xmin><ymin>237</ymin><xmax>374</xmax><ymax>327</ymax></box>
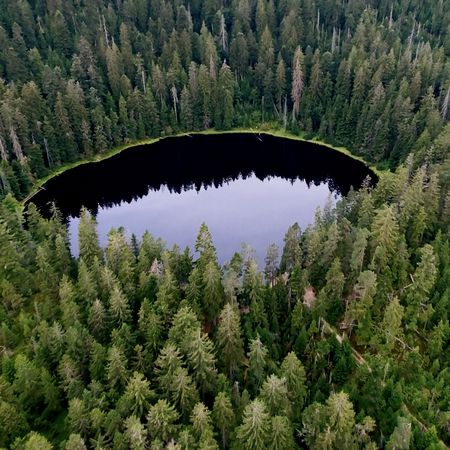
<box><xmin>9</xmin><ymin>126</ymin><xmax>25</xmax><ymax>162</ymax></box>
<box><xmin>0</xmin><ymin>133</ymin><xmax>8</xmax><ymax>161</ymax></box>
<box><xmin>441</xmin><ymin>86</ymin><xmax>450</xmax><ymax>120</ymax></box>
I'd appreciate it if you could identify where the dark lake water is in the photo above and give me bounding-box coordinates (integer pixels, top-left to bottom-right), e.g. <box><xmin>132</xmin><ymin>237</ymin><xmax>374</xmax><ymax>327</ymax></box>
<box><xmin>30</xmin><ymin>133</ymin><xmax>376</xmax><ymax>264</ymax></box>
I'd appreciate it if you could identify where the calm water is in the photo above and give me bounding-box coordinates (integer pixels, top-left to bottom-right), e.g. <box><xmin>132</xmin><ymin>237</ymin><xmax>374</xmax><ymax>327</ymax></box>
<box><xmin>30</xmin><ymin>133</ymin><xmax>376</xmax><ymax>263</ymax></box>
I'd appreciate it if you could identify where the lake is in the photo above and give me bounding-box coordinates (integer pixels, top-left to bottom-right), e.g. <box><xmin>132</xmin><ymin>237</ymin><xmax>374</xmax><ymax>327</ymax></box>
<box><xmin>30</xmin><ymin>132</ymin><xmax>376</xmax><ymax>264</ymax></box>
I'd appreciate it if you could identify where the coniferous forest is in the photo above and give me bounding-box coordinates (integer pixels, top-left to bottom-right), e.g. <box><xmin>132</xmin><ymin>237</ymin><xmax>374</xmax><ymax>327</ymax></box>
<box><xmin>0</xmin><ymin>0</ymin><xmax>450</xmax><ymax>448</ymax></box>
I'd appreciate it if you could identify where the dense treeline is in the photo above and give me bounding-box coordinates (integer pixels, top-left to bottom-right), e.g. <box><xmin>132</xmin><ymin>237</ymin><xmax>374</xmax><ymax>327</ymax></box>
<box><xmin>1</xmin><ymin>0</ymin><xmax>450</xmax><ymax>448</ymax></box>
<box><xmin>0</xmin><ymin>162</ymin><xmax>449</xmax><ymax>448</ymax></box>
<box><xmin>0</xmin><ymin>0</ymin><xmax>449</xmax><ymax>200</ymax></box>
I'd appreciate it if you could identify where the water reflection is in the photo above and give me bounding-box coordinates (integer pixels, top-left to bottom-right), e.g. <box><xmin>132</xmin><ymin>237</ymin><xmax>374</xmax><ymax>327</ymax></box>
<box><xmin>30</xmin><ymin>133</ymin><xmax>376</xmax><ymax>262</ymax></box>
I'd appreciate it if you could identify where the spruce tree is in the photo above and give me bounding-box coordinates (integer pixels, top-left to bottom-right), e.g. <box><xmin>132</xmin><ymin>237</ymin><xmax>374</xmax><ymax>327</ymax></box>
<box><xmin>236</xmin><ymin>399</ymin><xmax>271</xmax><ymax>450</ymax></box>
<box><xmin>216</xmin><ymin>302</ymin><xmax>245</xmax><ymax>378</ymax></box>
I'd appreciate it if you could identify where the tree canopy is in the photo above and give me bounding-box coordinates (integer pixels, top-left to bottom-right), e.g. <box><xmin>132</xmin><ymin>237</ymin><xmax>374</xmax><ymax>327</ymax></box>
<box><xmin>0</xmin><ymin>0</ymin><xmax>449</xmax><ymax>448</ymax></box>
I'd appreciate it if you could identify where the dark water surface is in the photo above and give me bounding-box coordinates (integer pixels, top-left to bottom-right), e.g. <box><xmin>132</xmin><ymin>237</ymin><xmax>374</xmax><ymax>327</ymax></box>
<box><xmin>31</xmin><ymin>133</ymin><xmax>376</xmax><ymax>263</ymax></box>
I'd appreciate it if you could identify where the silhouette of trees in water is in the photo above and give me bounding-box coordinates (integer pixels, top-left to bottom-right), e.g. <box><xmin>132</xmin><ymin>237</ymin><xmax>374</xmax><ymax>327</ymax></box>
<box><xmin>30</xmin><ymin>134</ymin><xmax>376</xmax><ymax>218</ymax></box>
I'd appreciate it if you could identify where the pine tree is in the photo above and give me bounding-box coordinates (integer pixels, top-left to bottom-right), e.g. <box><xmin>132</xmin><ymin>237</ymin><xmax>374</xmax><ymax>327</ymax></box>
<box><xmin>302</xmin><ymin>392</ymin><xmax>358</xmax><ymax>449</ymax></box>
<box><xmin>23</xmin><ymin>432</ymin><xmax>53</xmax><ymax>450</ymax></box>
<box><xmin>202</xmin><ymin>260</ymin><xmax>224</xmax><ymax>323</ymax></box>
<box><xmin>350</xmin><ymin>228</ymin><xmax>370</xmax><ymax>281</ymax></box>
<box><xmin>106</xmin><ymin>345</ymin><xmax>128</xmax><ymax>391</ymax></box>
<box><xmin>59</xmin><ymin>276</ymin><xmax>81</xmax><ymax>328</ymax></box>
<box><xmin>349</xmin><ymin>270</ymin><xmax>377</xmax><ymax>343</ymax></box>
<box><xmin>186</xmin><ymin>327</ymin><xmax>217</xmax><ymax>395</ymax></box>
<box><xmin>291</xmin><ymin>46</ymin><xmax>304</xmax><ymax>122</ymax></box>
<box><xmin>108</xmin><ymin>284</ymin><xmax>131</xmax><ymax>327</ymax></box>
<box><xmin>147</xmin><ymin>399</ymin><xmax>179</xmax><ymax>443</ymax></box>
<box><xmin>379</xmin><ymin>296</ymin><xmax>404</xmax><ymax>353</ymax></box>
<box><xmin>279</xmin><ymin>352</ymin><xmax>307</xmax><ymax>418</ymax></box>
<box><xmin>170</xmin><ymin>367</ymin><xmax>200</xmax><ymax>418</ymax></box>
<box><xmin>369</xmin><ymin>205</ymin><xmax>400</xmax><ymax>284</ymax></box>
<box><xmin>168</xmin><ymin>306</ymin><xmax>201</xmax><ymax>353</ymax></box>
<box><xmin>77</xmin><ymin>259</ymin><xmax>97</xmax><ymax>307</ymax></box>
<box><xmin>123</xmin><ymin>416</ymin><xmax>146</xmax><ymax>450</ymax></box>
<box><xmin>405</xmin><ymin>244</ymin><xmax>437</xmax><ymax>329</ymax></box>
<box><xmin>315</xmin><ymin>258</ymin><xmax>345</xmax><ymax>322</ymax></box>
<box><xmin>324</xmin><ymin>392</ymin><xmax>357</xmax><ymax>448</ymax></box>
<box><xmin>67</xmin><ymin>398</ymin><xmax>90</xmax><ymax>438</ymax></box>
<box><xmin>216</xmin><ymin>302</ymin><xmax>245</xmax><ymax>378</ymax></box>
<box><xmin>244</xmin><ymin>259</ymin><xmax>268</xmax><ymax>330</ymax></box>
<box><xmin>212</xmin><ymin>392</ymin><xmax>235</xmax><ymax>449</ymax></box>
<box><xmin>54</xmin><ymin>93</ymin><xmax>77</xmax><ymax>162</ymax></box>
<box><xmin>236</xmin><ymin>399</ymin><xmax>271</xmax><ymax>450</ymax></box>
<box><xmin>195</xmin><ymin>223</ymin><xmax>217</xmax><ymax>267</ymax></box>
<box><xmin>216</xmin><ymin>62</ymin><xmax>235</xmax><ymax>130</ymax></box>
<box><xmin>35</xmin><ymin>243</ymin><xmax>59</xmax><ymax>301</ymax></box>
<box><xmin>105</xmin><ymin>228</ymin><xmax>136</xmax><ymax>294</ymax></box>
<box><xmin>185</xmin><ymin>266</ymin><xmax>204</xmax><ymax>318</ymax></box>
<box><xmin>155</xmin><ymin>344</ymin><xmax>184</xmax><ymax>397</ymax></box>
<box><xmin>229</xmin><ymin>33</ymin><xmax>249</xmax><ymax>80</ymax></box>
<box><xmin>89</xmin><ymin>341</ymin><xmax>106</xmax><ymax>381</ymax></box>
<box><xmin>65</xmin><ymin>434</ymin><xmax>87</xmax><ymax>450</ymax></box>
<box><xmin>88</xmin><ymin>299</ymin><xmax>108</xmax><ymax>340</ymax></box>
<box><xmin>106</xmin><ymin>43</ymin><xmax>125</xmax><ymax>100</ymax></box>
<box><xmin>121</xmin><ymin>372</ymin><xmax>153</xmax><ymax>417</ymax></box>
<box><xmin>247</xmin><ymin>336</ymin><xmax>269</xmax><ymax>390</ymax></box>
<box><xmin>191</xmin><ymin>402</ymin><xmax>213</xmax><ymax>439</ymax></box>
<box><xmin>260</xmin><ymin>374</ymin><xmax>290</xmax><ymax>417</ymax></box>
<box><xmin>280</xmin><ymin>223</ymin><xmax>302</xmax><ymax>273</ymax></box>
<box><xmin>321</xmin><ymin>222</ymin><xmax>340</xmax><ymax>267</ymax></box>
<box><xmin>275</xmin><ymin>59</ymin><xmax>286</xmax><ymax>113</ymax></box>
<box><xmin>180</xmin><ymin>86</ymin><xmax>194</xmax><ymax>130</ymax></box>
<box><xmin>156</xmin><ymin>264</ymin><xmax>180</xmax><ymax>321</ymax></box>
<box><xmin>198</xmin><ymin>64</ymin><xmax>213</xmax><ymax>128</ymax></box>
<box><xmin>269</xmin><ymin>416</ymin><xmax>295</xmax><ymax>450</ymax></box>
<box><xmin>78</xmin><ymin>208</ymin><xmax>102</xmax><ymax>266</ymax></box>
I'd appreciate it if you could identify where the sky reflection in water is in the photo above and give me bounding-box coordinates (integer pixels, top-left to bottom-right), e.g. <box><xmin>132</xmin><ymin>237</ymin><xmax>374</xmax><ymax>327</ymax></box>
<box><xmin>31</xmin><ymin>133</ymin><xmax>375</xmax><ymax>264</ymax></box>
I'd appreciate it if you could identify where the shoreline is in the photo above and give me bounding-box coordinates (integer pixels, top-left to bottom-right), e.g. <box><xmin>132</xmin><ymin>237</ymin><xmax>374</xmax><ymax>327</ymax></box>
<box><xmin>24</xmin><ymin>128</ymin><xmax>382</xmax><ymax>204</ymax></box>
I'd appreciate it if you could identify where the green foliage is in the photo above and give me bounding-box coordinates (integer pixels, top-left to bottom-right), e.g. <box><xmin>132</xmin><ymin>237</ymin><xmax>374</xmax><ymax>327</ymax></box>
<box><xmin>213</xmin><ymin>392</ymin><xmax>235</xmax><ymax>449</ymax></box>
<box><xmin>1</xmin><ymin>173</ymin><xmax>449</xmax><ymax>446</ymax></box>
<box><xmin>0</xmin><ymin>0</ymin><xmax>448</xmax><ymax>203</ymax></box>
<box><xmin>147</xmin><ymin>399</ymin><xmax>179</xmax><ymax>443</ymax></box>
<box><xmin>236</xmin><ymin>399</ymin><xmax>271</xmax><ymax>450</ymax></box>
<box><xmin>0</xmin><ymin>0</ymin><xmax>450</xmax><ymax>447</ymax></box>
<box><xmin>216</xmin><ymin>302</ymin><xmax>245</xmax><ymax>378</ymax></box>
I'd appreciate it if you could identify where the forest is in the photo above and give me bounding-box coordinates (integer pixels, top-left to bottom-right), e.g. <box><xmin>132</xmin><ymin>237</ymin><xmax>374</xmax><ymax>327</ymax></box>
<box><xmin>0</xmin><ymin>0</ymin><xmax>449</xmax><ymax>199</ymax></box>
<box><xmin>0</xmin><ymin>0</ymin><xmax>449</xmax><ymax>448</ymax></box>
